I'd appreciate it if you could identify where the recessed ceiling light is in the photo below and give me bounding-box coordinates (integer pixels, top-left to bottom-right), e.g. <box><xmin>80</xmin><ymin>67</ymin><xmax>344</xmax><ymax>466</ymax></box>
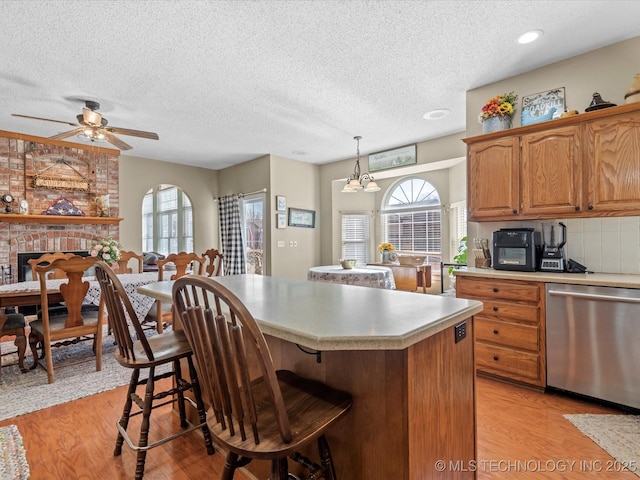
<box><xmin>518</xmin><ymin>29</ymin><xmax>543</xmax><ymax>44</ymax></box>
<box><xmin>423</xmin><ymin>108</ymin><xmax>450</xmax><ymax>120</ymax></box>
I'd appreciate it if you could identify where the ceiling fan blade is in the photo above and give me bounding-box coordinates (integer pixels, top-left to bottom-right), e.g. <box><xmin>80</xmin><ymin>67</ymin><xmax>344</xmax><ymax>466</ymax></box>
<box><xmin>102</xmin><ymin>131</ymin><xmax>133</xmax><ymax>150</ymax></box>
<box><xmin>105</xmin><ymin>126</ymin><xmax>159</xmax><ymax>140</ymax></box>
<box><xmin>12</xmin><ymin>113</ymin><xmax>79</xmax><ymax>127</ymax></box>
<box><xmin>49</xmin><ymin>128</ymin><xmax>85</xmax><ymax>140</ymax></box>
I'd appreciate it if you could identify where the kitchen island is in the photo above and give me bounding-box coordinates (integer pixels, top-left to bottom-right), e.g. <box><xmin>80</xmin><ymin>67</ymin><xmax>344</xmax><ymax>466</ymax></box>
<box><xmin>139</xmin><ymin>274</ymin><xmax>483</xmax><ymax>480</ymax></box>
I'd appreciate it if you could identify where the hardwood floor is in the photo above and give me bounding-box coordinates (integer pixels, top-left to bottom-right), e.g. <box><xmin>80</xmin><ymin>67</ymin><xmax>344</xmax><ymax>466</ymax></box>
<box><xmin>476</xmin><ymin>375</ymin><xmax>638</xmax><ymax>480</ymax></box>
<box><xmin>0</xmin><ymin>375</ymin><xmax>635</xmax><ymax>479</ymax></box>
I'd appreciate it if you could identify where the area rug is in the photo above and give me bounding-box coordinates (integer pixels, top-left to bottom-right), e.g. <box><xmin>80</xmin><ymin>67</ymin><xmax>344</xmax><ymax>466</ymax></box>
<box><xmin>0</xmin><ymin>330</ymin><xmax>168</xmax><ymax>422</ymax></box>
<box><xmin>564</xmin><ymin>414</ymin><xmax>640</xmax><ymax>478</ymax></box>
<box><xmin>0</xmin><ymin>425</ymin><xmax>29</xmax><ymax>480</ymax></box>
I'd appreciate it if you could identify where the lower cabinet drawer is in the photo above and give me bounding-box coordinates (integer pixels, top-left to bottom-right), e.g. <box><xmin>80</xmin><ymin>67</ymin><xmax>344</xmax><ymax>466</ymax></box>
<box><xmin>475</xmin><ymin>317</ymin><xmax>539</xmax><ymax>351</ymax></box>
<box><xmin>475</xmin><ymin>342</ymin><xmax>541</xmax><ymax>383</ymax></box>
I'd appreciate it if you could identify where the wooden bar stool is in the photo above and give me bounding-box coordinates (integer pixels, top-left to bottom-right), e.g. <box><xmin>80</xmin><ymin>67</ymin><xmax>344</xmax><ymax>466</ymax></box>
<box><xmin>95</xmin><ymin>261</ymin><xmax>214</xmax><ymax>480</ymax></box>
<box><xmin>173</xmin><ymin>275</ymin><xmax>353</xmax><ymax>480</ymax></box>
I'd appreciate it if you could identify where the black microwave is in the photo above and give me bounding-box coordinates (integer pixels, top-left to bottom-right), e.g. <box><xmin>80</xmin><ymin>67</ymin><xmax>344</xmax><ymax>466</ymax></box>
<box><xmin>492</xmin><ymin>228</ymin><xmax>541</xmax><ymax>272</ymax></box>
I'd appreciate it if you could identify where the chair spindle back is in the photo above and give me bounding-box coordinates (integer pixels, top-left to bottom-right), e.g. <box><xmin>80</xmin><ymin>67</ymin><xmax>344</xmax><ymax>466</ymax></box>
<box><xmin>173</xmin><ymin>275</ymin><xmax>292</xmax><ymax>445</ymax></box>
<box><xmin>95</xmin><ymin>261</ymin><xmax>154</xmax><ymax>362</ymax></box>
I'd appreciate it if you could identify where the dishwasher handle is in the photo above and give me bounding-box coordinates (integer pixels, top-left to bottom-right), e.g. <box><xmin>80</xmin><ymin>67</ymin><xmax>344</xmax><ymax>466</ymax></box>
<box><xmin>548</xmin><ymin>289</ymin><xmax>640</xmax><ymax>304</ymax></box>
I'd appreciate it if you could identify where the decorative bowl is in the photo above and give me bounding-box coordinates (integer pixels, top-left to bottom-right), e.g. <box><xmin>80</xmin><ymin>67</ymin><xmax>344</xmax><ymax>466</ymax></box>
<box><xmin>339</xmin><ymin>259</ymin><xmax>357</xmax><ymax>269</ymax></box>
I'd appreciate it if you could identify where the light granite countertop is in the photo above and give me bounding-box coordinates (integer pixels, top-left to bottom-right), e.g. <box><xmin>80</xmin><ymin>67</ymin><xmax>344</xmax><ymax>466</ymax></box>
<box><xmin>455</xmin><ymin>267</ymin><xmax>640</xmax><ymax>289</ymax></box>
<box><xmin>138</xmin><ymin>274</ymin><xmax>483</xmax><ymax>351</ymax></box>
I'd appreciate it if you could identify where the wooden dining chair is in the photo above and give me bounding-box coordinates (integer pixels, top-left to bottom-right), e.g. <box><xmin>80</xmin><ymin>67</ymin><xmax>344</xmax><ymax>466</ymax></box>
<box><xmin>29</xmin><ymin>255</ymin><xmax>103</xmax><ymax>384</ymax></box>
<box><xmin>202</xmin><ymin>248</ymin><xmax>224</xmax><ymax>277</ymax></box>
<box><xmin>1</xmin><ymin>310</ymin><xmax>36</xmax><ymax>373</ymax></box>
<box><xmin>173</xmin><ymin>275</ymin><xmax>353</xmax><ymax>480</ymax></box>
<box><xmin>94</xmin><ymin>261</ymin><xmax>214</xmax><ymax>480</ymax></box>
<box><xmin>144</xmin><ymin>252</ymin><xmax>205</xmax><ymax>333</ymax></box>
<box><xmin>28</xmin><ymin>252</ymin><xmax>76</xmax><ymax>280</ymax></box>
<box><xmin>115</xmin><ymin>251</ymin><xmax>144</xmax><ymax>274</ymax></box>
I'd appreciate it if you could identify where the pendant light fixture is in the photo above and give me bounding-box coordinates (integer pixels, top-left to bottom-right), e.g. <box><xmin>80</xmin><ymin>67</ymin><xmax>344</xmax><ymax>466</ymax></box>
<box><xmin>341</xmin><ymin>136</ymin><xmax>381</xmax><ymax>193</ymax></box>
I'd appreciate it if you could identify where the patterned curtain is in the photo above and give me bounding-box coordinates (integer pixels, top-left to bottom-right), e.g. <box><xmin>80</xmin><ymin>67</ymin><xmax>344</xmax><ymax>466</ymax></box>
<box><xmin>218</xmin><ymin>194</ymin><xmax>246</xmax><ymax>275</ymax></box>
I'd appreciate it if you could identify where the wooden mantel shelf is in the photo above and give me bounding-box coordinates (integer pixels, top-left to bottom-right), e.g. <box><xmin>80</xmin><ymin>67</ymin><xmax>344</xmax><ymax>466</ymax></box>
<box><xmin>0</xmin><ymin>214</ymin><xmax>122</xmax><ymax>225</ymax></box>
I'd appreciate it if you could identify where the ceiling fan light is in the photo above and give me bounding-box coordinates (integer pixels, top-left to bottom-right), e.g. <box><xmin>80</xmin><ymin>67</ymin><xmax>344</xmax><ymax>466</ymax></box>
<box><xmin>96</xmin><ymin>132</ymin><xmax>105</xmax><ymax>140</ymax></box>
<box><xmin>83</xmin><ymin>108</ymin><xmax>102</xmax><ymax>126</ymax></box>
<box><xmin>83</xmin><ymin>128</ymin><xmax>93</xmax><ymax>137</ymax></box>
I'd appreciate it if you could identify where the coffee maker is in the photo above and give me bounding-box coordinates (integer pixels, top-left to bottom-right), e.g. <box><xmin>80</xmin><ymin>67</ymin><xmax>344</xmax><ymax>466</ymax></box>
<box><xmin>540</xmin><ymin>222</ymin><xmax>566</xmax><ymax>272</ymax></box>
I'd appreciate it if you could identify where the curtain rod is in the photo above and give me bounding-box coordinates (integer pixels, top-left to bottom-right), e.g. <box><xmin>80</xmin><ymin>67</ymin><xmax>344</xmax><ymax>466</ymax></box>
<box><xmin>214</xmin><ymin>188</ymin><xmax>267</xmax><ymax>202</ymax></box>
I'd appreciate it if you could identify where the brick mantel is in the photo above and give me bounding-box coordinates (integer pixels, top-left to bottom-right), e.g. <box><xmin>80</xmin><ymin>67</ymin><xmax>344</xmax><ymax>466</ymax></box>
<box><xmin>0</xmin><ymin>130</ymin><xmax>120</xmax><ymax>283</ymax></box>
<box><xmin>0</xmin><ymin>214</ymin><xmax>122</xmax><ymax>225</ymax></box>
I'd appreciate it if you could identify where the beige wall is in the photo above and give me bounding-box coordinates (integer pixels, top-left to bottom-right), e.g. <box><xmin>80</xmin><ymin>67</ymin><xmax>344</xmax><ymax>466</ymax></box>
<box><xmin>466</xmin><ymin>36</ymin><xmax>640</xmax><ymax>135</ymax></box>
<box><xmin>118</xmin><ymin>155</ymin><xmax>219</xmax><ymax>256</ymax></box>
<box><xmin>270</xmin><ymin>155</ymin><xmax>320</xmax><ymax>278</ymax></box>
<box><xmin>319</xmin><ymin>132</ymin><xmax>467</xmax><ymax>265</ymax></box>
<box><xmin>216</xmin><ymin>154</ymin><xmax>320</xmax><ymax>279</ymax></box>
<box><xmin>466</xmin><ymin>36</ymin><xmax>640</xmax><ymax>274</ymax></box>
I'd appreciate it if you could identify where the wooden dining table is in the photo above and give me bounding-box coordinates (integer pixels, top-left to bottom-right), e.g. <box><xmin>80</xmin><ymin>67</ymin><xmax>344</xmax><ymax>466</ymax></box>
<box><xmin>0</xmin><ymin>272</ymin><xmax>161</xmax><ymax>322</ymax></box>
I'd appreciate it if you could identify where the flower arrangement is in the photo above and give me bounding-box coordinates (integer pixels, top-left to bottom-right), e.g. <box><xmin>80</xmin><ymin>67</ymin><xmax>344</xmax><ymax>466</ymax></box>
<box><xmin>377</xmin><ymin>242</ymin><xmax>395</xmax><ymax>252</ymax></box>
<box><xmin>89</xmin><ymin>236</ymin><xmax>121</xmax><ymax>263</ymax></box>
<box><xmin>478</xmin><ymin>91</ymin><xmax>518</xmax><ymax>123</ymax></box>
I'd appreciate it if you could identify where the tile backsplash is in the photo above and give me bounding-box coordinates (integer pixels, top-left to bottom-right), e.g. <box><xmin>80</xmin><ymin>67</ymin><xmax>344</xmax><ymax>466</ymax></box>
<box><xmin>469</xmin><ymin>217</ymin><xmax>640</xmax><ymax>275</ymax></box>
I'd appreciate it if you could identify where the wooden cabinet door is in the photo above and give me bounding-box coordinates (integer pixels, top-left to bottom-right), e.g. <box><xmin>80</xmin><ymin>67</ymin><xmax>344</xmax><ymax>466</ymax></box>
<box><xmin>467</xmin><ymin>137</ymin><xmax>520</xmax><ymax>221</ymax></box>
<box><xmin>520</xmin><ymin>126</ymin><xmax>583</xmax><ymax>217</ymax></box>
<box><xmin>585</xmin><ymin>111</ymin><xmax>640</xmax><ymax>214</ymax></box>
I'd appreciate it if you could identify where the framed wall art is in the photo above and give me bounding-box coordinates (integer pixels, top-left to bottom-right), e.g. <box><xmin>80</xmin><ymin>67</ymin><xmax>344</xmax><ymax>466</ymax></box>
<box><xmin>521</xmin><ymin>87</ymin><xmax>565</xmax><ymax>126</ymax></box>
<box><xmin>288</xmin><ymin>207</ymin><xmax>315</xmax><ymax>228</ymax></box>
<box><xmin>276</xmin><ymin>195</ymin><xmax>286</xmax><ymax>212</ymax></box>
<box><xmin>368</xmin><ymin>144</ymin><xmax>416</xmax><ymax>172</ymax></box>
<box><xmin>276</xmin><ymin>213</ymin><xmax>287</xmax><ymax>229</ymax></box>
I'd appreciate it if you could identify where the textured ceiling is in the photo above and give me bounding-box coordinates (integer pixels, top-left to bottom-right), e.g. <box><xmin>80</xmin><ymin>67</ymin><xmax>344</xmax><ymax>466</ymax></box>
<box><xmin>1</xmin><ymin>0</ymin><xmax>639</xmax><ymax>170</ymax></box>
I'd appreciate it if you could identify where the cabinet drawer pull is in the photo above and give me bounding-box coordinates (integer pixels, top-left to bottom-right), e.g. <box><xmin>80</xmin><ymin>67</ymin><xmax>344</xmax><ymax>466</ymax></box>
<box><xmin>493</xmin><ymin>355</ymin><xmax>499</xmax><ymax>361</ymax></box>
<box><xmin>492</xmin><ymin>306</ymin><xmax>499</xmax><ymax>312</ymax></box>
<box><xmin>493</xmin><ymin>329</ymin><xmax>499</xmax><ymax>335</ymax></box>
<box><xmin>493</xmin><ymin>287</ymin><xmax>499</xmax><ymax>293</ymax></box>
<box><xmin>588</xmin><ymin>205</ymin><xmax>594</xmax><ymax>210</ymax></box>
<box><xmin>575</xmin><ymin>205</ymin><xmax>580</xmax><ymax>211</ymax></box>
<box><xmin>512</xmin><ymin>209</ymin><xmax>517</xmax><ymax>214</ymax></box>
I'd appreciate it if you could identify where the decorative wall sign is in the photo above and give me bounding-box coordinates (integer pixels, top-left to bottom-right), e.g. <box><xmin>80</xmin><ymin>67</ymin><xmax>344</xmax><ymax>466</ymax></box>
<box><xmin>276</xmin><ymin>195</ymin><xmax>286</xmax><ymax>212</ymax></box>
<box><xmin>32</xmin><ymin>156</ymin><xmax>92</xmax><ymax>192</ymax></box>
<box><xmin>288</xmin><ymin>208</ymin><xmax>315</xmax><ymax>228</ymax></box>
<box><xmin>521</xmin><ymin>87</ymin><xmax>565</xmax><ymax>126</ymax></box>
<box><xmin>368</xmin><ymin>144</ymin><xmax>416</xmax><ymax>172</ymax></box>
<box><xmin>33</xmin><ymin>176</ymin><xmax>91</xmax><ymax>191</ymax></box>
<box><xmin>276</xmin><ymin>213</ymin><xmax>287</xmax><ymax>229</ymax></box>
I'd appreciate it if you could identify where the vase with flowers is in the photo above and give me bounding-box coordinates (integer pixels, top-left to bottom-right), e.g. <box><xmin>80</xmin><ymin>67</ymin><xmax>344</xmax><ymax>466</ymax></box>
<box><xmin>377</xmin><ymin>242</ymin><xmax>395</xmax><ymax>263</ymax></box>
<box><xmin>478</xmin><ymin>91</ymin><xmax>518</xmax><ymax>133</ymax></box>
<box><xmin>89</xmin><ymin>236</ymin><xmax>121</xmax><ymax>264</ymax></box>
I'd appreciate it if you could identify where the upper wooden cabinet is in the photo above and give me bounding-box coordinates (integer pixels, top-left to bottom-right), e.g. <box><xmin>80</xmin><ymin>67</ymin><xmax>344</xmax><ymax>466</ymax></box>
<box><xmin>585</xmin><ymin>110</ymin><xmax>640</xmax><ymax>213</ymax></box>
<box><xmin>464</xmin><ymin>103</ymin><xmax>640</xmax><ymax>222</ymax></box>
<box><xmin>521</xmin><ymin>125</ymin><xmax>582</xmax><ymax>217</ymax></box>
<box><xmin>467</xmin><ymin>137</ymin><xmax>519</xmax><ymax>220</ymax></box>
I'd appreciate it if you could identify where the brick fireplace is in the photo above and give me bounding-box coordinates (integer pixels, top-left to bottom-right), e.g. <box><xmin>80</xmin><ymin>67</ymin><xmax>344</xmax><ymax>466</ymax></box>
<box><xmin>0</xmin><ymin>130</ymin><xmax>120</xmax><ymax>283</ymax></box>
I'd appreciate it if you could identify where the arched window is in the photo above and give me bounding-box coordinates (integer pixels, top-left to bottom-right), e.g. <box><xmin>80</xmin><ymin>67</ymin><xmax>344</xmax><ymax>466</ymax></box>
<box><xmin>382</xmin><ymin>177</ymin><xmax>441</xmax><ymax>254</ymax></box>
<box><xmin>142</xmin><ymin>184</ymin><xmax>193</xmax><ymax>256</ymax></box>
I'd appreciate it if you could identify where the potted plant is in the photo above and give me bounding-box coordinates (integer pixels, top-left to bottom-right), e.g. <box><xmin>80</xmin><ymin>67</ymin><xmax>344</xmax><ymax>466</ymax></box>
<box><xmin>448</xmin><ymin>236</ymin><xmax>468</xmax><ymax>276</ymax></box>
<box><xmin>377</xmin><ymin>242</ymin><xmax>395</xmax><ymax>263</ymax></box>
<box><xmin>478</xmin><ymin>92</ymin><xmax>518</xmax><ymax>133</ymax></box>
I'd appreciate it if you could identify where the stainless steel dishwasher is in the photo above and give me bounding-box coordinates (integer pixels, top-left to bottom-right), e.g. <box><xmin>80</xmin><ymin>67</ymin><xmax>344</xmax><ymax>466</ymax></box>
<box><xmin>546</xmin><ymin>283</ymin><xmax>640</xmax><ymax>410</ymax></box>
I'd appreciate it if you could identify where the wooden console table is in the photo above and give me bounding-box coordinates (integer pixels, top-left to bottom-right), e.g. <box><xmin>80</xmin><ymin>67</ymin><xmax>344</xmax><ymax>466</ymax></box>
<box><xmin>368</xmin><ymin>263</ymin><xmax>431</xmax><ymax>292</ymax></box>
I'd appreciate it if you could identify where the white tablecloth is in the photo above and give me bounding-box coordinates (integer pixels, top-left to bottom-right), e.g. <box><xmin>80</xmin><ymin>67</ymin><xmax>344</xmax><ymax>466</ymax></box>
<box><xmin>307</xmin><ymin>265</ymin><xmax>396</xmax><ymax>289</ymax></box>
<box><xmin>0</xmin><ymin>272</ymin><xmax>161</xmax><ymax>322</ymax></box>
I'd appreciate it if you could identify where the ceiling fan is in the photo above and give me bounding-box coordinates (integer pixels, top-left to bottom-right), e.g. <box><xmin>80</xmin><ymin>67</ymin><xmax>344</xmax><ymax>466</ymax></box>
<box><xmin>11</xmin><ymin>100</ymin><xmax>159</xmax><ymax>150</ymax></box>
